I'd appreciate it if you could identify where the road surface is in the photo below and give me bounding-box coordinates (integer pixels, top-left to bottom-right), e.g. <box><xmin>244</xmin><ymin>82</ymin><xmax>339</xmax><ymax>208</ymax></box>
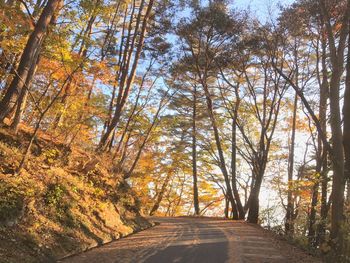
<box><xmin>60</xmin><ymin>217</ymin><xmax>321</xmax><ymax>263</ymax></box>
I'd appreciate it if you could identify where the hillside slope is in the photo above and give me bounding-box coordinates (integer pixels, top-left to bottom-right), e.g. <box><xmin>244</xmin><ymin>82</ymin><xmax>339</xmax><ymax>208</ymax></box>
<box><xmin>0</xmin><ymin>128</ymin><xmax>151</xmax><ymax>263</ymax></box>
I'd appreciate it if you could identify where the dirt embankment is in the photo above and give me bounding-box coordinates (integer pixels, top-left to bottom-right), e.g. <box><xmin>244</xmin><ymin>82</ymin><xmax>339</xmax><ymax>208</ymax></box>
<box><xmin>0</xmin><ymin>128</ymin><xmax>151</xmax><ymax>263</ymax></box>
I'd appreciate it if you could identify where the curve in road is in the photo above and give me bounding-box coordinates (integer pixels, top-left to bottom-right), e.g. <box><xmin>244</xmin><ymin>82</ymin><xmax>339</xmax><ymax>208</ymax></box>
<box><xmin>60</xmin><ymin>217</ymin><xmax>321</xmax><ymax>263</ymax></box>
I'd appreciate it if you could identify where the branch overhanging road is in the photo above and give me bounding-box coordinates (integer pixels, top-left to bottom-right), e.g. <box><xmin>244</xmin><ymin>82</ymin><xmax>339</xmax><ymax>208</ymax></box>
<box><xmin>60</xmin><ymin>217</ymin><xmax>322</xmax><ymax>263</ymax></box>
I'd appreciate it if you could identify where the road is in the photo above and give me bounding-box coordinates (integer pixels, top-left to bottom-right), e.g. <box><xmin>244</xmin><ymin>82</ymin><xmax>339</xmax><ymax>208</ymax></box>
<box><xmin>60</xmin><ymin>217</ymin><xmax>321</xmax><ymax>263</ymax></box>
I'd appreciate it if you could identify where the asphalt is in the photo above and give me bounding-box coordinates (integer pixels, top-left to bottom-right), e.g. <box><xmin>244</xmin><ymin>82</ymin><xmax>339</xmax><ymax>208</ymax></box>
<box><xmin>60</xmin><ymin>217</ymin><xmax>322</xmax><ymax>263</ymax></box>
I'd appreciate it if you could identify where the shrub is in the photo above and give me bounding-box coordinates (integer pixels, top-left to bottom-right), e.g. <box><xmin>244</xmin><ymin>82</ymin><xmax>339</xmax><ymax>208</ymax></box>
<box><xmin>45</xmin><ymin>183</ymin><xmax>66</xmax><ymax>208</ymax></box>
<box><xmin>42</xmin><ymin>149</ymin><xmax>60</xmax><ymax>165</ymax></box>
<box><xmin>0</xmin><ymin>183</ymin><xmax>25</xmax><ymax>225</ymax></box>
<box><xmin>44</xmin><ymin>183</ymin><xmax>77</xmax><ymax>227</ymax></box>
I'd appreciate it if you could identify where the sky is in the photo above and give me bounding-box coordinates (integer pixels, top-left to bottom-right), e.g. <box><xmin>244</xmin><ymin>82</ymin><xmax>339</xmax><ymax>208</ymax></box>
<box><xmin>234</xmin><ymin>0</ymin><xmax>295</xmax><ymax>22</ymax></box>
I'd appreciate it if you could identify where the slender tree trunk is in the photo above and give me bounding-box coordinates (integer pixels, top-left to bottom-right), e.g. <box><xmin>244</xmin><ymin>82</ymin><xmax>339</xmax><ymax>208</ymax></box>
<box><xmin>285</xmin><ymin>44</ymin><xmax>299</xmax><ymax>235</ymax></box>
<box><xmin>102</xmin><ymin>6</ymin><xmax>128</xmax><ymax>136</ymax></box>
<box><xmin>124</xmin><ymin>90</ymin><xmax>167</xmax><ymax>178</ymax></box>
<box><xmin>53</xmin><ymin>5</ymin><xmax>98</xmax><ymax>129</ymax></box>
<box><xmin>224</xmin><ymin>195</ymin><xmax>229</xmax><ymax>218</ymax></box>
<box><xmin>10</xmin><ymin>48</ymin><xmax>41</xmax><ymax>132</ymax></box>
<box><xmin>192</xmin><ymin>85</ymin><xmax>200</xmax><ymax>215</ymax></box>
<box><xmin>231</xmin><ymin>112</ymin><xmax>244</xmax><ymax>219</ymax></box>
<box><xmin>316</xmin><ymin>34</ymin><xmax>329</xmax><ymax>246</ymax></box>
<box><xmin>218</xmin><ymin>72</ymin><xmax>244</xmax><ymax>219</ymax></box>
<box><xmin>98</xmin><ymin>0</ymin><xmax>153</xmax><ymax>150</ymax></box>
<box><xmin>309</xmin><ymin>183</ymin><xmax>319</xmax><ymax>246</ymax></box>
<box><xmin>67</xmin><ymin>75</ymin><xmax>97</xmax><ymax>147</ymax></box>
<box><xmin>17</xmin><ymin>110</ymin><xmax>44</xmax><ymax>173</ymax></box>
<box><xmin>16</xmin><ymin>62</ymin><xmax>81</xmax><ymax>174</ymax></box>
<box><xmin>202</xmin><ymin>82</ymin><xmax>238</xmax><ymax>219</ymax></box>
<box><xmin>344</xmin><ymin>29</ymin><xmax>350</xmax><ymax>204</ymax></box>
<box><xmin>149</xmin><ymin>172</ymin><xmax>172</xmax><ymax>216</ymax></box>
<box><xmin>172</xmin><ymin>174</ymin><xmax>186</xmax><ymax>216</ymax></box>
<box><xmin>286</xmin><ymin>92</ymin><xmax>298</xmax><ymax>235</ymax></box>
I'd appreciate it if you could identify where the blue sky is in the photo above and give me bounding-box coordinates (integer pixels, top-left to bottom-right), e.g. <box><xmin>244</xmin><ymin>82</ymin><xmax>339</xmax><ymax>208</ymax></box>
<box><xmin>234</xmin><ymin>0</ymin><xmax>295</xmax><ymax>22</ymax></box>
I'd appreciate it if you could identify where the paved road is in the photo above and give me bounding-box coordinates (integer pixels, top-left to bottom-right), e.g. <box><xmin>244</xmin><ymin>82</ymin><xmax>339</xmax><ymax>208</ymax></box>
<box><xmin>61</xmin><ymin>217</ymin><xmax>321</xmax><ymax>263</ymax></box>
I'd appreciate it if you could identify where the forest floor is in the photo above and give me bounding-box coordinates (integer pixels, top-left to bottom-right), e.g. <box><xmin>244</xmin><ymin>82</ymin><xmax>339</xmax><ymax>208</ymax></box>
<box><xmin>0</xmin><ymin>127</ymin><xmax>151</xmax><ymax>262</ymax></box>
<box><xmin>60</xmin><ymin>217</ymin><xmax>323</xmax><ymax>263</ymax></box>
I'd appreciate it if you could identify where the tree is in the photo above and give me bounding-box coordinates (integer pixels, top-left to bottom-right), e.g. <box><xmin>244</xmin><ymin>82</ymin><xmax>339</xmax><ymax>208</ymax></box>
<box><xmin>176</xmin><ymin>1</ymin><xmax>245</xmax><ymax>219</ymax></box>
<box><xmin>0</xmin><ymin>0</ymin><xmax>64</xmax><ymax>122</ymax></box>
<box><xmin>98</xmin><ymin>0</ymin><xmax>155</xmax><ymax>150</ymax></box>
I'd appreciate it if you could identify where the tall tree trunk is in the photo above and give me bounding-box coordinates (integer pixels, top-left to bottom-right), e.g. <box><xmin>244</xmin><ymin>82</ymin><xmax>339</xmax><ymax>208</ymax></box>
<box><xmin>286</xmin><ymin>92</ymin><xmax>298</xmax><ymax>235</ymax></box>
<box><xmin>320</xmin><ymin>1</ymin><xmax>348</xmax><ymax>249</ymax></box>
<box><xmin>328</xmin><ymin>60</ymin><xmax>345</xmax><ymax>248</ymax></box>
<box><xmin>192</xmin><ymin>85</ymin><xmax>200</xmax><ymax>215</ymax></box>
<box><xmin>316</xmin><ymin>33</ymin><xmax>329</xmax><ymax>246</ymax></box>
<box><xmin>0</xmin><ymin>0</ymin><xmax>63</xmax><ymax>122</ymax></box>
<box><xmin>98</xmin><ymin>0</ymin><xmax>154</xmax><ymax>150</ymax></box>
<box><xmin>344</xmin><ymin>29</ymin><xmax>350</xmax><ymax>204</ymax></box>
<box><xmin>219</xmin><ymin>72</ymin><xmax>244</xmax><ymax>219</ymax></box>
<box><xmin>231</xmin><ymin>115</ymin><xmax>244</xmax><ymax>219</ymax></box>
<box><xmin>202</xmin><ymin>82</ymin><xmax>238</xmax><ymax>219</ymax></box>
<box><xmin>10</xmin><ymin>48</ymin><xmax>41</xmax><ymax>132</ymax></box>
